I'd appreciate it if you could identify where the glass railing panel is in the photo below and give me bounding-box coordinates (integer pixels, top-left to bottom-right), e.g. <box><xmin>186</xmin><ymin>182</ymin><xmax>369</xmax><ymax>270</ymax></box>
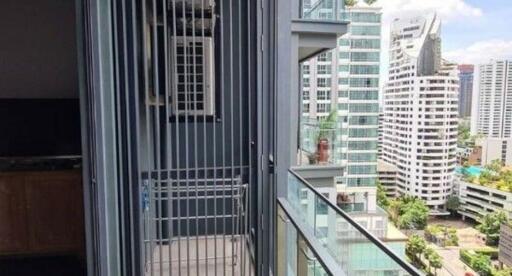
<box><xmin>301</xmin><ymin>0</ymin><xmax>345</xmax><ymax>21</ymax></box>
<box><xmin>299</xmin><ymin>117</ymin><xmax>339</xmax><ymax>166</ymax></box>
<box><xmin>285</xmin><ymin>170</ymin><xmax>421</xmax><ymax>276</ymax></box>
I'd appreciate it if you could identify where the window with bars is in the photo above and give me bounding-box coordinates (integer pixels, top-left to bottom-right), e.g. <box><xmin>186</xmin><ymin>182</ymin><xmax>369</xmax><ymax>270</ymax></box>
<box><xmin>170</xmin><ymin>37</ymin><xmax>215</xmax><ymax>116</ymax></box>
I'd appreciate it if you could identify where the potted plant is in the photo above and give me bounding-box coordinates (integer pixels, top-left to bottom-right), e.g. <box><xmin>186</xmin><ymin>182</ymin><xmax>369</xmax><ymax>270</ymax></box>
<box><xmin>315</xmin><ymin>110</ymin><xmax>337</xmax><ymax>164</ymax></box>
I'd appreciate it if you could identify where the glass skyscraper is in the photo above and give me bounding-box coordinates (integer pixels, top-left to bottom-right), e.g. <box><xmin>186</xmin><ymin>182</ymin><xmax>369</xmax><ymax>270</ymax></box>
<box><xmin>301</xmin><ymin>1</ymin><xmax>382</xmax><ymax>212</ymax></box>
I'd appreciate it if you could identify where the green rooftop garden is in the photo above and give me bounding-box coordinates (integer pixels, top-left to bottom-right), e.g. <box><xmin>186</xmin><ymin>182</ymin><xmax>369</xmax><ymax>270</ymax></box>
<box><xmin>461</xmin><ymin>160</ymin><xmax>512</xmax><ymax>192</ymax></box>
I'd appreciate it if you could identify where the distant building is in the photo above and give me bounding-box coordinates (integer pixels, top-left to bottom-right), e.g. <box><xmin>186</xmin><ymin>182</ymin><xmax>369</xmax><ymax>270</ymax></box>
<box><xmin>499</xmin><ymin>223</ymin><xmax>512</xmax><ymax>267</ymax></box>
<box><xmin>480</xmin><ymin>137</ymin><xmax>512</xmax><ymax>166</ymax></box>
<box><xmin>381</xmin><ymin>14</ymin><xmax>458</xmax><ymax>212</ymax></box>
<box><xmin>458</xmin><ymin>64</ymin><xmax>474</xmax><ymax>118</ymax></box>
<box><xmin>377</xmin><ymin>159</ymin><xmax>398</xmax><ymax>197</ymax></box>
<box><xmin>456</xmin><ymin>179</ymin><xmax>512</xmax><ymax>221</ymax></box>
<box><xmin>378</xmin><ymin>112</ymin><xmax>384</xmax><ymax>158</ymax></box>
<box><xmin>472</xmin><ymin>60</ymin><xmax>512</xmax><ymax>138</ymax></box>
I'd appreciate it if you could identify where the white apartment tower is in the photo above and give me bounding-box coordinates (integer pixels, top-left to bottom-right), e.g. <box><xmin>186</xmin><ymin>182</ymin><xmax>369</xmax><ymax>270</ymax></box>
<box><xmin>302</xmin><ymin>1</ymin><xmax>382</xmax><ymax>213</ymax></box>
<box><xmin>472</xmin><ymin>60</ymin><xmax>512</xmax><ymax>138</ymax></box>
<box><xmin>381</xmin><ymin>14</ymin><xmax>459</xmax><ymax>212</ymax></box>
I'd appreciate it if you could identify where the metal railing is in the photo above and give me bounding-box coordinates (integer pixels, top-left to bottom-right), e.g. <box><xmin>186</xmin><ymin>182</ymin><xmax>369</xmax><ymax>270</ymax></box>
<box><xmin>277</xmin><ymin>170</ymin><xmax>422</xmax><ymax>276</ymax></box>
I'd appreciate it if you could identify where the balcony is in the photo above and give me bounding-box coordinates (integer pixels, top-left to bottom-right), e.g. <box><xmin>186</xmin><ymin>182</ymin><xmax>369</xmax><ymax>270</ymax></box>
<box><xmin>293</xmin><ymin>0</ymin><xmax>349</xmax><ymax>61</ymax></box>
<box><xmin>296</xmin><ymin>118</ymin><xmax>344</xmax><ymax>187</ymax></box>
<box><xmin>277</xmin><ymin>170</ymin><xmax>421</xmax><ymax>275</ymax></box>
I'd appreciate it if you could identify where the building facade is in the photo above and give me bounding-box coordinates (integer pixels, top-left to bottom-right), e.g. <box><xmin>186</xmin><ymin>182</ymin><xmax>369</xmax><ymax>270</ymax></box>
<box><xmin>499</xmin><ymin>223</ymin><xmax>512</xmax><ymax>267</ymax></box>
<box><xmin>456</xmin><ymin>179</ymin><xmax>512</xmax><ymax>221</ymax></box>
<box><xmin>480</xmin><ymin>137</ymin><xmax>512</xmax><ymax>166</ymax></box>
<box><xmin>472</xmin><ymin>60</ymin><xmax>512</xmax><ymax>138</ymax></box>
<box><xmin>377</xmin><ymin>159</ymin><xmax>399</xmax><ymax>197</ymax></box>
<box><xmin>302</xmin><ymin>1</ymin><xmax>382</xmax><ymax>213</ymax></box>
<box><xmin>458</xmin><ymin>64</ymin><xmax>474</xmax><ymax>118</ymax></box>
<box><xmin>381</xmin><ymin>14</ymin><xmax>459</xmax><ymax>212</ymax></box>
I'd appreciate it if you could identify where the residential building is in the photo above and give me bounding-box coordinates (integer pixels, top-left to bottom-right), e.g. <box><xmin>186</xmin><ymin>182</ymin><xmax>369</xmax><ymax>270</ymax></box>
<box><xmin>302</xmin><ymin>1</ymin><xmax>382</xmax><ymax>214</ymax></box>
<box><xmin>0</xmin><ymin>0</ymin><xmax>419</xmax><ymax>276</ymax></box>
<box><xmin>499</xmin><ymin>223</ymin><xmax>512</xmax><ymax>267</ymax></box>
<box><xmin>480</xmin><ymin>137</ymin><xmax>512</xmax><ymax>166</ymax></box>
<box><xmin>378</xmin><ymin>111</ymin><xmax>385</xmax><ymax>157</ymax></box>
<box><xmin>456</xmin><ymin>179</ymin><xmax>512</xmax><ymax>221</ymax></box>
<box><xmin>458</xmin><ymin>64</ymin><xmax>474</xmax><ymax>118</ymax></box>
<box><xmin>377</xmin><ymin>159</ymin><xmax>399</xmax><ymax>197</ymax></box>
<box><xmin>381</xmin><ymin>14</ymin><xmax>459</xmax><ymax>213</ymax></box>
<box><xmin>472</xmin><ymin>60</ymin><xmax>512</xmax><ymax>138</ymax></box>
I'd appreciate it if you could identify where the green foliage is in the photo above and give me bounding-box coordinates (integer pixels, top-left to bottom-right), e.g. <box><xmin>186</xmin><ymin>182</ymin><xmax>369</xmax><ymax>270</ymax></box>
<box><xmin>317</xmin><ymin>110</ymin><xmax>337</xmax><ymax>142</ymax></box>
<box><xmin>458</xmin><ymin>121</ymin><xmax>471</xmax><ymax>147</ymax></box>
<box><xmin>406</xmin><ymin>234</ymin><xmax>427</xmax><ymax>267</ymax></box>
<box><xmin>476</xmin><ymin>211</ymin><xmax>508</xmax><ymax>246</ymax></box>
<box><xmin>459</xmin><ymin>250</ymin><xmax>493</xmax><ymax>276</ymax></box>
<box><xmin>473</xmin><ymin>247</ymin><xmax>499</xmax><ymax>260</ymax></box>
<box><xmin>445</xmin><ymin>196</ymin><xmax>460</xmax><ymax>215</ymax></box>
<box><xmin>344</xmin><ymin>0</ymin><xmax>357</xmax><ymax>6</ymax></box>
<box><xmin>389</xmin><ymin>196</ymin><xmax>429</xmax><ymax>230</ymax></box>
<box><xmin>425</xmin><ymin>224</ymin><xmax>459</xmax><ymax>246</ymax></box>
<box><xmin>376</xmin><ymin>181</ymin><xmax>389</xmax><ymax>209</ymax></box>
<box><xmin>364</xmin><ymin>0</ymin><xmax>377</xmax><ymax>5</ymax></box>
<box><xmin>485</xmin><ymin>159</ymin><xmax>503</xmax><ymax>175</ymax></box>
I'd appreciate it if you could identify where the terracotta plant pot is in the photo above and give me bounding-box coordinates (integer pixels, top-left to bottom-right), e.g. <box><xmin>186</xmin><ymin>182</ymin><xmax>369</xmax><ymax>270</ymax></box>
<box><xmin>317</xmin><ymin>138</ymin><xmax>329</xmax><ymax>163</ymax></box>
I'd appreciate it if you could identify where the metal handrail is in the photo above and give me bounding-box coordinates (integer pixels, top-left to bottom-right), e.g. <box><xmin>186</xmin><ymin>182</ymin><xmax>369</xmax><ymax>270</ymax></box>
<box><xmin>288</xmin><ymin>169</ymin><xmax>423</xmax><ymax>276</ymax></box>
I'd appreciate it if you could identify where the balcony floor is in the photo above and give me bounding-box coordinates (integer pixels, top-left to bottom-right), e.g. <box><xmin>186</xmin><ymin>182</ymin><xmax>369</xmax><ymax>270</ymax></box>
<box><xmin>144</xmin><ymin>235</ymin><xmax>253</xmax><ymax>275</ymax></box>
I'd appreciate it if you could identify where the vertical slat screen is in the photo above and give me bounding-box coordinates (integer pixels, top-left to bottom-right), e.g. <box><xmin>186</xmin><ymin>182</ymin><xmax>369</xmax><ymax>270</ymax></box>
<box><xmin>135</xmin><ymin>1</ymin><xmax>256</xmax><ymax>275</ymax></box>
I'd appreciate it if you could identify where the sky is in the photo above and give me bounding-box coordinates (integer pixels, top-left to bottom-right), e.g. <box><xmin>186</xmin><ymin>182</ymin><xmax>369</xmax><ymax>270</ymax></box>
<box><xmin>373</xmin><ymin>0</ymin><xmax>512</xmax><ymax>82</ymax></box>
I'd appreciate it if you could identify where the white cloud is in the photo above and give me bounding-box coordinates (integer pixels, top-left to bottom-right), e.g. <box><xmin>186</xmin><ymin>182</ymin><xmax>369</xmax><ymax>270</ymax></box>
<box><xmin>444</xmin><ymin>39</ymin><xmax>512</xmax><ymax>64</ymax></box>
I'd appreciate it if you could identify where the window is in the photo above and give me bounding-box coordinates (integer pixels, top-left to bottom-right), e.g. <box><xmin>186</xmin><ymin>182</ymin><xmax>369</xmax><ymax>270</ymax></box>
<box><xmin>317</xmin><ymin>90</ymin><xmax>331</xmax><ymax>100</ymax></box>
<box><xmin>317</xmin><ymin>64</ymin><xmax>331</xmax><ymax>75</ymax></box>
<box><xmin>338</xmin><ymin>65</ymin><xmax>349</xmax><ymax>72</ymax></box>
<box><xmin>347</xmin><ymin>177</ymin><xmax>376</xmax><ymax>186</ymax></box>
<box><xmin>338</xmin><ymin>39</ymin><xmax>350</xmax><ymax>46</ymax></box>
<box><xmin>349</xmin><ymin>103</ymin><xmax>379</xmax><ymax>113</ymax></box>
<box><xmin>349</xmin><ymin>128</ymin><xmax>378</xmax><ymax>137</ymax></box>
<box><xmin>350</xmin><ymin>52</ymin><xmax>380</xmax><ymax>62</ymax></box>
<box><xmin>303</xmin><ymin>103</ymin><xmax>310</xmax><ymax>113</ymax></box>
<box><xmin>349</xmin><ymin>78</ymin><xmax>379</xmax><ymax>88</ymax></box>
<box><xmin>317</xmin><ymin>103</ymin><xmax>331</xmax><ymax>113</ymax></box>
<box><xmin>302</xmin><ymin>64</ymin><xmax>310</xmax><ymax>74</ymax></box>
<box><xmin>303</xmin><ymin>77</ymin><xmax>310</xmax><ymax>87</ymax></box>
<box><xmin>348</xmin><ymin>141</ymin><xmax>378</xmax><ymax>150</ymax></box>
<box><xmin>338</xmin><ymin>90</ymin><xmax>349</xmax><ymax>97</ymax></box>
<box><xmin>348</xmin><ymin>153</ymin><xmax>377</xmax><ymax>162</ymax></box>
<box><xmin>317</xmin><ymin>78</ymin><xmax>331</xmax><ymax>88</ymax></box>
<box><xmin>351</xmin><ymin>39</ymin><xmax>380</xmax><ymax>49</ymax></box>
<box><xmin>350</xmin><ymin>26</ymin><xmax>380</xmax><ymax>36</ymax></box>
<box><xmin>337</xmin><ymin>103</ymin><xmax>348</xmax><ymax>110</ymax></box>
<box><xmin>172</xmin><ymin>37</ymin><xmax>215</xmax><ymax>115</ymax></box>
<box><xmin>350</xmin><ymin>12</ymin><xmax>381</xmax><ymax>23</ymax></box>
<box><xmin>349</xmin><ymin>115</ymin><xmax>378</xmax><ymax>125</ymax></box>
<box><xmin>303</xmin><ymin>91</ymin><xmax>310</xmax><ymax>100</ymax></box>
<box><xmin>350</xmin><ymin>65</ymin><xmax>380</xmax><ymax>75</ymax></box>
<box><xmin>317</xmin><ymin>51</ymin><xmax>332</xmax><ymax>62</ymax></box>
<box><xmin>348</xmin><ymin>165</ymin><xmax>377</xmax><ymax>175</ymax></box>
<box><xmin>349</xmin><ymin>90</ymin><xmax>378</xmax><ymax>100</ymax></box>
<box><xmin>338</xmin><ymin>78</ymin><xmax>349</xmax><ymax>85</ymax></box>
<box><xmin>338</xmin><ymin>52</ymin><xmax>349</xmax><ymax>59</ymax></box>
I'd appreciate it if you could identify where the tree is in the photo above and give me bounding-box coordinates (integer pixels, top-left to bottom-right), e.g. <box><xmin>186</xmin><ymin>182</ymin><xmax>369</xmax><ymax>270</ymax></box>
<box><xmin>389</xmin><ymin>196</ymin><xmax>429</xmax><ymax>230</ymax></box>
<box><xmin>344</xmin><ymin>0</ymin><xmax>357</xmax><ymax>6</ymax></box>
<box><xmin>377</xmin><ymin>181</ymin><xmax>390</xmax><ymax>209</ymax></box>
<box><xmin>445</xmin><ymin>196</ymin><xmax>460</xmax><ymax>216</ymax></box>
<box><xmin>471</xmin><ymin>254</ymin><xmax>492</xmax><ymax>276</ymax></box>
<box><xmin>477</xmin><ymin>211</ymin><xmax>508</xmax><ymax>245</ymax></box>
<box><xmin>425</xmin><ymin>248</ymin><xmax>443</xmax><ymax>275</ymax></box>
<box><xmin>406</xmin><ymin>234</ymin><xmax>426</xmax><ymax>266</ymax></box>
<box><xmin>485</xmin><ymin>159</ymin><xmax>502</xmax><ymax>174</ymax></box>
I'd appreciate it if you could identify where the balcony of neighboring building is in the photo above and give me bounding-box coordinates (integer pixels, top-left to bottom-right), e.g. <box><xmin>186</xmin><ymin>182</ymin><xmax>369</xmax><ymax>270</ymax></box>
<box><xmin>293</xmin><ymin>0</ymin><xmax>349</xmax><ymax>61</ymax></box>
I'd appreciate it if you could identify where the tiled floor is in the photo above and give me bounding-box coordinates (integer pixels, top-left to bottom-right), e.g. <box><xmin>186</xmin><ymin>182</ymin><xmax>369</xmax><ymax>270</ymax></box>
<box><xmin>144</xmin><ymin>235</ymin><xmax>254</xmax><ymax>275</ymax></box>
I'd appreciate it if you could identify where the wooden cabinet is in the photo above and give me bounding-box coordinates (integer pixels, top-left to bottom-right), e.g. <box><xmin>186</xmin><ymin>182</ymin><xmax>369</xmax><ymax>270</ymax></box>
<box><xmin>0</xmin><ymin>170</ymin><xmax>84</xmax><ymax>257</ymax></box>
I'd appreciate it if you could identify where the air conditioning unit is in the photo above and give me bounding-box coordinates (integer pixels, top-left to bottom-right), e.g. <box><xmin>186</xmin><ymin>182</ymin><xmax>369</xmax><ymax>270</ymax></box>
<box><xmin>170</xmin><ymin>36</ymin><xmax>215</xmax><ymax>116</ymax></box>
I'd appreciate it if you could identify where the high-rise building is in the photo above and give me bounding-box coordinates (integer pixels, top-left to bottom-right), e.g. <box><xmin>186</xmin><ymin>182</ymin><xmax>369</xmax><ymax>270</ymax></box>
<box><xmin>458</xmin><ymin>64</ymin><xmax>474</xmax><ymax>118</ymax></box>
<box><xmin>381</xmin><ymin>14</ymin><xmax>459</xmax><ymax>212</ymax></box>
<box><xmin>302</xmin><ymin>1</ymin><xmax>382</xmax><ymax>212</ymax></box>
<box><xmin>472</xmin><ymin>60</ymin><xmax>512</xmax><ymax>138</ymax></box>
